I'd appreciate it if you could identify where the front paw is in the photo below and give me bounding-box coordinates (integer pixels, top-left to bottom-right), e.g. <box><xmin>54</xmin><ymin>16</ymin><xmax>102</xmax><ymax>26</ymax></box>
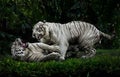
<box><xmin>51</xmin><ymin>45</ymin><xmax>60</xmax><ymax>52</ymax></box>
<box><xmin>54</xmin><ymin>46</ymin><xmax>60</xmax><ymax>51</ymax></box>
<box><xmin>51</xmin><ymin>52</ymin><xmax>60</xmax><ymax>55</ymax></box>
<box><xmin>51</xmin><ymin>52</ymin><xmax>61</xmax><ymax>60</ymax></box>
<box><xmin>59</xmin><ymin>56</ymin><xmax>65</xmax><ymax>61</ymax></box>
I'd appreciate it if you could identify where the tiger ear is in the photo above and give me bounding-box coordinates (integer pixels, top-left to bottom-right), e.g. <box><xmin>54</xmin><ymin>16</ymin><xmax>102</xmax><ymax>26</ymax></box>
<box><xmin>43</xmin><ymin>20</ymin><xmax>46</xmax><ymax>23</ymax></box>
<box><xmin>42</xmin><ymin>20</ymin><xmax>48</xmax><ymax>27</ymax></box>
<box><xmin>38</xmin><ymin>21</ymin><xmax>45</xmax><ymax>26</ymax></box>
<box><xmin>22</xmin><ymin>43</ymin><xmax>28</xmax><ymax>48</ymax></box>
<box><xmin>15</xmin><ymin>38</ymin><xmax>21</xmax><ymax>41</ymax></box>
<box><xmin>15</xmin><ymin>38</ymin><xmax>23</xmax><ymax>45</ymax></box>
<box><xmin>25</xmin><ymin>42</ymin><xmax>29</xmax><ymax>48</ymax></box>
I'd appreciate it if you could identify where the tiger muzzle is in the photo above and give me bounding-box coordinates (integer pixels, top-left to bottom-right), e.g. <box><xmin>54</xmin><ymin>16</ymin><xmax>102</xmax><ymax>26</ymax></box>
<box><xmin>32</xmin><ymin>33</ymin><xmax>44</xmax><ymax>40</ymax></box>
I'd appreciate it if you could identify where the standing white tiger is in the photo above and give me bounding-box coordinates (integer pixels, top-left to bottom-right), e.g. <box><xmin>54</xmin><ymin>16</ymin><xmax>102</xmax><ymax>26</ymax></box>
<box><xmin>32</xmin><ymin>21</ymin><xmax>113</xmax><ymax>60</ymax></box>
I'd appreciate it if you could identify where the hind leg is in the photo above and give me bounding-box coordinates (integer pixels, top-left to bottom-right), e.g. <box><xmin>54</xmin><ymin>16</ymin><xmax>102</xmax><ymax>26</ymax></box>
<box><xmin>79</xmin><ymin>36</ymin><xmax>98</xmax><ymax>58</ymax></box>
<box><xmin>81</xmin><ymin>47</ymin><xmax>96</xmax><ymax>58</ymax></box>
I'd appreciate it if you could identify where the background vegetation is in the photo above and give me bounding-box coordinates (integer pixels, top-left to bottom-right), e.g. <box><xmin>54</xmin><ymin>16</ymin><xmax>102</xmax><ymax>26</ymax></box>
<box><xmin>0</xmin><ymin>0</ymin><xmax>120</xmax><ymax>77</ymax></box>
<box><xmin>0</xmin><ymin>0</ymin><xmax>120</xmax><ymax>55</ymax></box>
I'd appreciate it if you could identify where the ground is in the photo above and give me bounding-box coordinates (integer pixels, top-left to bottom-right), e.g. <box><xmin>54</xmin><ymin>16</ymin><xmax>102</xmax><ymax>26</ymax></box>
<box><xmin>0</xmin><ymin>49</ymin><xmax>120</xmax><ymax>77</ymax></box>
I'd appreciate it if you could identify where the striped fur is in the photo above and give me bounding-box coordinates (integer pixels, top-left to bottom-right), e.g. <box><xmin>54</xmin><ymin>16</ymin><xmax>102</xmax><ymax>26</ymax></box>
<box><xmin>11</xmin><ymin>38</ymin><xmax>60</xmax><ymax>62</ymax></box>
<box><xmin>32</xmin><ymin>21</ymin><xmax>112</xmax><ymax>60</ymax></box>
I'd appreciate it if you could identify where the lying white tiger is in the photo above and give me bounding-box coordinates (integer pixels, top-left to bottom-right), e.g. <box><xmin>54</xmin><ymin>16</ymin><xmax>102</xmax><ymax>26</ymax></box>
<box><xmin>11</xmin><ymin>38</ymin><xmax>61</xmax><ymax>62</ymax></box>
<box><xmin>32</xmin><ymin>21</ymin><xmax>113</xmax><ymax>60</ymax></box>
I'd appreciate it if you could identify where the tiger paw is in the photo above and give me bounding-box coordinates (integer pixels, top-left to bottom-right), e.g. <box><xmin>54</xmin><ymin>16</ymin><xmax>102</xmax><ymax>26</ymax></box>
<box><xmin>50</xmin><ymin>45</ymin><xmax>60</xmax><ymax>52</ymax></box>
<box><xmin>50</xmin><ymin>52</ymin><xmax>61</xmax><ymax>60</ymax></box>
<box><xmin>59</xmin><ymin>56</ymin><xmax>65</xmax><ymax>61</ymax></box>
<box><xmin>54</xmin><ymin>46</ymin><xmax>60</xmax><ymax>51</ymax></box>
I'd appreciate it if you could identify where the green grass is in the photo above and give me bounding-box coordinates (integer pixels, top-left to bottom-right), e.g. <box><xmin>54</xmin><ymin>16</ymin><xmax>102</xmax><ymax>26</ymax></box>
<box><xmin>0</xmin><ymin>49</ymin><xmax>120</xmax><ymax>77</ymax></box>
<box><xmin>97</xmin><ymin>49</ymin><xmax>120</xmax><ymax>56</ymax></box>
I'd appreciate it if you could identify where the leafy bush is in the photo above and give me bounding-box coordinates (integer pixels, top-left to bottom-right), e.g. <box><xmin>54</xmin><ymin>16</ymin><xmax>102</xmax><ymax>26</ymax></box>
<box><xmin>0</xmin><ymin>0</ymin><xmax>120</xmax><ymax>50</ymax></box>
<box><xmin>0</xmin><ymin>53</ymin><xmax>120</xmax><ymax>77</ymax></box>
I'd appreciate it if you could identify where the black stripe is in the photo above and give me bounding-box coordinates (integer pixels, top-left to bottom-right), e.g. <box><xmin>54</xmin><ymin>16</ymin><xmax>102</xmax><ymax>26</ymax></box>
<box><xmin>74</xmin><ymin>21</ymin><xmax>79</xmax><ymax>35</ymax></box>
<box><xmin>27</xmin><ymin>47</ymin><xmax>32</xmax><ymax>52</ymax></box>
<box><xmin>57</xmin><ymin>23</ymin><xmax>61</xmax><ymax>29</ymax></box>
<box><xmin>87</xmin><ymin>24</ymin><xmax>93</xmax><ymax>39</ymax></box>
<box><xmin>83</xmin><ymin>22</ymin><xmax>86</xmax><ymax>34</ymax></box>
<box><xmin>67</xmin><ymin>23</ymin><xmax>73</xmax><ymax>39</ymax></box>
<box><xmin>80</xmin><ymin>22</ymin><xmax>86</xmax><ymax>41</ymax></box>
<box><xmin>71</xmin><ymin>24</ymin><xmax>76</xmax><ymax>38</ymax></box>
<box><xmin>26</xmin><ymin>54</ymin><xmax>32</xmax><ymax>61</ymax></box>
<box><xmin>36</xmin><ymin>43</ymin><xmax>42</xmax><ymax>49</ymax></box>
<box><xmin>32</xmin><ymin>44</ymin><xmax>39</xmax><ymax>51</ymax></box>
<box><xmin>65</xmin><ymin>23</ymin><xmax>69</xmax><ymax>32</ymax></box>
<box><xmin>78</xmin><ymin>21</ymin><xmax>82</xmax><ymax>36</ymax></box>
<box><xmin>83</xmin><ymin>23</ymin><xmax>90</xmax><ymax>38</ymax></box>
<box><xmin>81</xmin><ymin>22</ymin><xmax>85</xmax><ymax>34</ymax></box>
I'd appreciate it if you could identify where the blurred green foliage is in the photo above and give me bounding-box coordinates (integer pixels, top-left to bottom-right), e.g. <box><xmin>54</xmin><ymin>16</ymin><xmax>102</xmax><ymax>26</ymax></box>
<box><xmin>0</xmin><ymin>0</ymin><xmax>120</xmax><ymax>55</ymax></box>
<box><xmin>0</xmin><ymin>53</ymin><xmax>120</xmax><ymax>77</ymax></box>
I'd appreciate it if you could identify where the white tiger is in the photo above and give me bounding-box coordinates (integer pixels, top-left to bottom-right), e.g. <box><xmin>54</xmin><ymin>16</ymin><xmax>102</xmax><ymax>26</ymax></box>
<box><xmin>11</xmin><ymin>38</ymin><xmax>61</xmax><ymax>62</ymax></box>
<box><xmin>32</xmin><ymin>21</ymin><xmax>113</xmax><ymax>60</ymax></box>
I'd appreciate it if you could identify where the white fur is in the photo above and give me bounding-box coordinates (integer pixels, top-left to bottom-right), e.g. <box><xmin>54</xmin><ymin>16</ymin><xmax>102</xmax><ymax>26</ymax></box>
<box><xmin>11</xmin><ymin>39</ymin><xmax>60</xmax><ymax>62</ymax></box>
<box><xmin>32</xmin><ymin>21</ymin><xmax>112</xmax><ymax>60</ymax></box>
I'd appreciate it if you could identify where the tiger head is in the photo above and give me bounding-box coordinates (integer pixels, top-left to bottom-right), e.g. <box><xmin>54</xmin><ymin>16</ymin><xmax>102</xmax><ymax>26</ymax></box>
<box><xmin>32</xmin><ymin>21</ymin><xmax>49</xmax><ymax>41</ymax></box>
<box><xmin>11</xmin><ymin>38</ymin><xmax>28</xmax><ymax>59</ymax></box>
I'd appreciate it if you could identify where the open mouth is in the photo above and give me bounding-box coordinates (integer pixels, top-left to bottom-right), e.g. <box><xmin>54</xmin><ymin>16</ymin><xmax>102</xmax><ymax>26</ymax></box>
<box><xmin>37</xmin><ymin>34</ymin><xmax>43</xmax><ymax>40</ymax></box>
<box><xmin>35</xmin><ymin>36</ymin><xmax>40</xmax><ymax>40</ymax></box>
<box><xmin>33</xmin><ymin>34</ymin><xmax>43</xmax><ymax>41</ymax></box>
<box><xmin>38</xmin><ymin>35</ymin><xmax>41</xmax><ymax>40</ymax></box>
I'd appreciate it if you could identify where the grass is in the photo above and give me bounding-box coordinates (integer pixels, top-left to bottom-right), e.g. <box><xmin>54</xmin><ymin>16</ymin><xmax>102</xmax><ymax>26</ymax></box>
<box><xmin>97</xmin><ymin>49</ymin><xmax>120</xmax><ymax>56</ymax></box>
<box><xmin>0</xmin><ymin>49</ymin><xmax>120</xmax><ymax>77</ymax></box>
